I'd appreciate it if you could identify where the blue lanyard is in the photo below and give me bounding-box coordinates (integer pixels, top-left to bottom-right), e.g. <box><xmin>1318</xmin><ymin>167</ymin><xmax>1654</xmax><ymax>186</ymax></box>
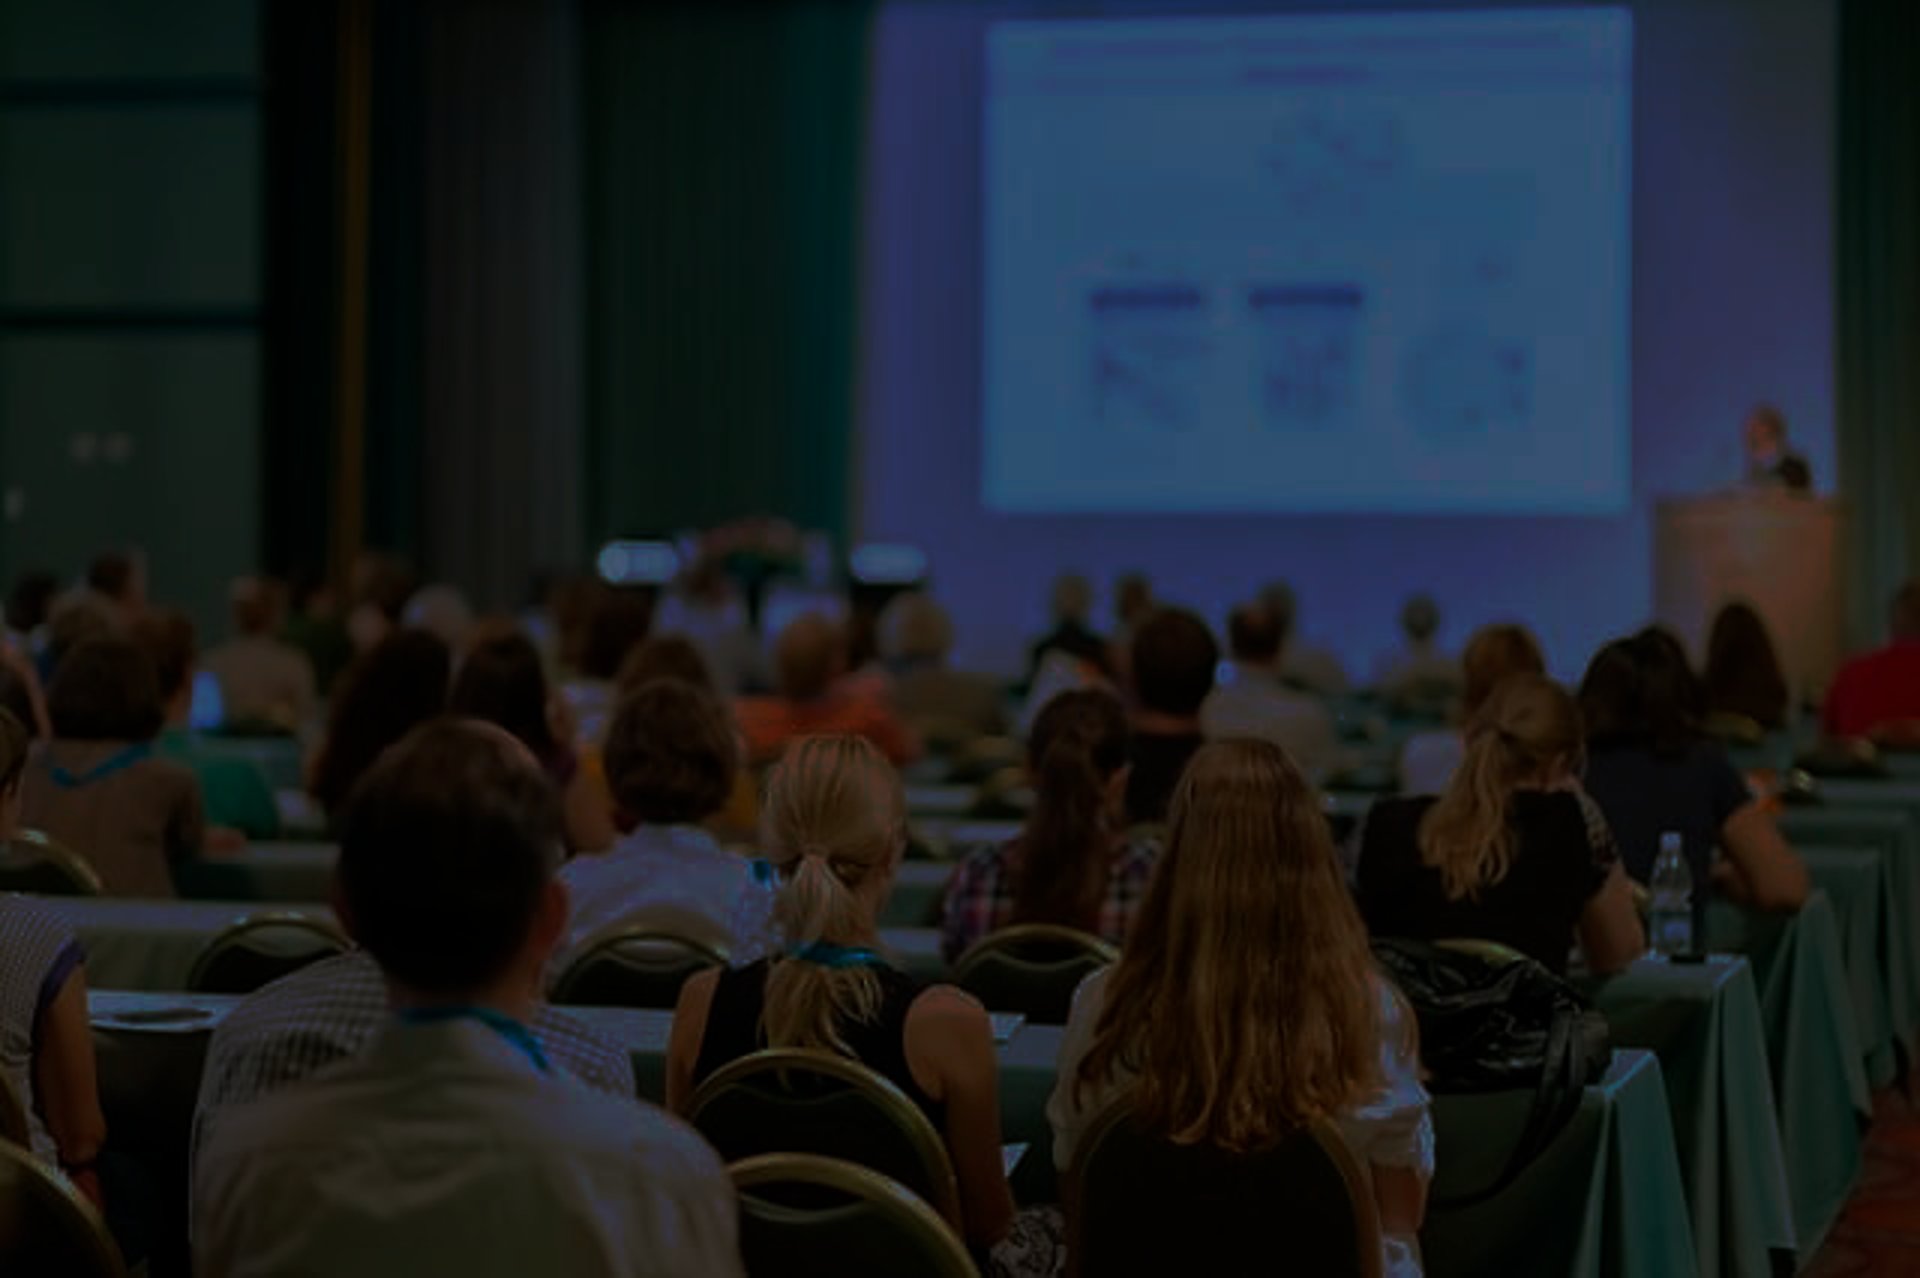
<box><xmin>49</xmin><ymin>742</ymin><xmax>152</xmax><ymax>789</ymax></box>
<box><xmin>787</xmin><ymin>941</ymin><xmax>891</xmax><ymax>970</ymax></box>
<box><xmin>396</xmin><ymin>1005</ymin><xmax>550</xmax><ymax>1074</ymax></box>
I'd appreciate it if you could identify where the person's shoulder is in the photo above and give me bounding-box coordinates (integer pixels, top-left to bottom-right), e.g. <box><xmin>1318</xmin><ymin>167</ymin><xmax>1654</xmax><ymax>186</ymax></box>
<box><xmin>908</xmin><ymin>981</ymin><xmax>992</xmax><ymax>1037</ymax></box>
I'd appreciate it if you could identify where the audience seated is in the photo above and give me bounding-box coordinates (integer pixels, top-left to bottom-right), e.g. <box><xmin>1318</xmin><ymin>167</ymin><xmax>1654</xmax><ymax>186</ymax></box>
<box><xmin>85</xmin><ymin>550</ymin><xmax>146</xmax><ymax>624</ymax></box>
<box><xmin>0</xmin><ymin>707</ymin><xmax>108</xmax><ymax>1204</ymax></box>
<box><xmin>1357</xmin><ymin>675</ymin><xmax>1644</xmax><ymax>976</ymax></box>
<box><xmin>130</xmin><ymin>610</ymin><xmax>280</xmax><ymax>841</ymax></box>
<box><xmin>193</xmin><ymin>719</ymin><xmax>739</xmax><ymax>1278</ymax></box>
<box><xmin>0</xmin><ymin>642</ymin><xmax>49</xmax><ymax>740</ymax></box>
<box><xmin>307</xmin><ymin>630</ymin><xmax>452</xmax><ymax>819</ymax></box>
<box><xmin>940</xmin><ymin>689</ymin><xmax>1158</xmax><ymax>963</ymax></box>
<box><xmin>1261</xmin><ymin>581</ymin><xmax>1351</xmax><ymax>696</ymax></box>
<box><xmin>450</xmin><ymin>628</ymin><xmax>615</xmax><ymax>853</ymax></box>
<box><xmin>667</xmin><ymin>735</ymin><xmax>1019</xmax><ymax>1259</ymax></box>
<box><xmin>1397</xmin><ymin>623</ymin><xmax>1545</xmax><ymax>795</ymax></box>
<box><xmin>279</xmin><ymin>570</ymin><xmax>356</xmax><ymax>696</ymax></box>
<box><xmin>1702</xmin><ymin>602</ymin><xmax>1792</xmax><ymax>733</ymax></box>
<box><xmin>1200</xmin><ymin>600</ymin><xmax>1342</xmax><ymax>782</ymax></box>
<box><xmin>1373</xmin><ymin>595</ymin><xmax>1462</xmax><ymax>711</ymax></box>
<box><xmin>402</xmin><ymin>583</ymin><xmax>477</xmax><ymax>655</ymax></box>
<box><xmin>1823</xmin><ymin>581</ymin><xmax>1920</xmax><ymax>745</ymax></box>
<box><xmin>1580</xmin><ymin>632</ymin><xmax>1810</xmax><ymax>911</ymax></box>
<box><xmin>1049</xmin><ymin>739</ymin><xmax>1432</xmax><ymax>1277</ymax></box>
<box><xmin>653</xmin><ymin>556</ymin><xmax>763</xmax><ymax>695</ymax></box>
<box><xmin>880</xmin><ymin>592</ymin><xmax>1007</xmax><ymax>742</ymax></box>
<box><xmin>40</xmin><ymin>590</ymin><xmax>120</xmax><ymax>684</ymax></box>
<box><xmin>1027</xmin><ymin>572</ymin><xmax>1111</xmax><ymax>684</ymax></box>
<box><xmin>4</xmin><ymin>570</ymin><xmax>57</xmax><ymax>657</ymax></box>
<box><xmin>556</xmin><ymin>679</ymin><xmax>776</xmax><ymax>966</ymax></box>
<box><xmin>202</xmin><ymin>577</ymin><xmax>318</xmax><ymax>735</ymax></box>
<box><xmin>736</xmin><ymin>613</ymin><xmax>919</xmax><ymax>766</ymax></box>
<box><xmin>22</xmin><ymin>637</ymin><xmax>205</xmax><ymax>896</ymax></box>
<box><xmin>1122</xmin><ymin>608</ymin><xmax>1218</xmax><ymax>827</ymax></box>
<box><xmin>561</xmin><ymin>584</ymin><xmax>655</xmax><ymax>745</ymax></box>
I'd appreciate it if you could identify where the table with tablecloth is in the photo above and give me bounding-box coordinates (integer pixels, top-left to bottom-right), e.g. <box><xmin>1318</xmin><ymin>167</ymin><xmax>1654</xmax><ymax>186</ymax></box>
<box><xmin>50</xmin><ymin>897</ymin><xmax>338</xmax><ymax>992</ymax></box>
<box><xmin>89</xmin><ymin>990</ymin><xmax>1695</xmax><ymax>1278</ymax></box>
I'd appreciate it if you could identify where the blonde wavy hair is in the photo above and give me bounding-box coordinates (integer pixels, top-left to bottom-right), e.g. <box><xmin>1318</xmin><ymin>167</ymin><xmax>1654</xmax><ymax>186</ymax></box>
<box><xmin>1075</xmin><ymin>739</ymin><xmax>1385</xmax><ymax>1152</ymax></box>
<box><xmin>758</xmin><ymin>734</ymin><xmax>906</xmax><ymax>1054</ymax></box>
<box><xmin>1419</xmin><ymin>674</ymin><xmax>1582</xmax><ymax>900</ymax></box>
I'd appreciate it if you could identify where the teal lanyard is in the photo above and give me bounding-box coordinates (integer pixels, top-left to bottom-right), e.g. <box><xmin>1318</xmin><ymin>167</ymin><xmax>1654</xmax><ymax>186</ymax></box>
<box><xmin>787</xmin><ymin>941</ymin><xmax>891</xmax><ymax>970</ymax></box>
<box><xmin>396</xmin><ymin>1005</ymin><xmax>550</xmax><ymax>1074</ymax></box>
<box><xmin>49</xmin><ymin>742</ymin><xmax>152</xmax><ymax>789</ymax></box>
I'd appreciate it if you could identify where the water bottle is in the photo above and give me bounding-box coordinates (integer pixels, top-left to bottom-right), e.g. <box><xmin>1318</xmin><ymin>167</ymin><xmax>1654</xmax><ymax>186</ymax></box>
<box><xmin>1648</xmin><ymin>832</ymin><xmax>1694</xmax><ymax>959</ymax></box>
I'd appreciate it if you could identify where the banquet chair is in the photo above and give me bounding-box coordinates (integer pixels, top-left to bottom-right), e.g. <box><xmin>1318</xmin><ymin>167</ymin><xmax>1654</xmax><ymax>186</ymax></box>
<box><xmin>0</xmin><ymin>1139</ymin><xmax>127</xmax><ymax>1278</ymax></box>
<box><xmin>549</xmin><ymin>928</ymin><xmax>726</xmax><ymax>1008</ymax></box>
<box><xmin>0</xmin><ymin>830</ymin><xmax>103</xmax><ymax>896</ymax></box>
<box><xmin>952</xmin><ymin>925</ymin><xmax>1117</xmax><ymax>1025</ymax></box>
<box><xmin>186</xmin><ymin>913</ymin><xmax>352</xmax><ymax>994</ymax></box>
<box><xmin>688</xmin><ymin>1049</ymin><xmax>963</xmax><ymax>1230</ymax></box>
<box><xmin>730</xmin><ymin>1153</ymin><xmax>977</xmax><ymax>1278</ymax></box>
<box><xmin>1434</xmin><ymin>938</ymin><xmax>1530</xmax><ymax>967</ymax></box>
<box><xmin>1065</xmin><ymin>1099</ymin><xmax>1381</xmax><ymax>1278</ymax></box>
<box><xmin>0</xmin><ymin>1070</ymin><xmax>29</xmax><ymax>1149</ymax></box>
<box><xmin>968</xmin><ymin>768</ymin><xmax>1033</xmax><ymax>820</ymax></box>
<box><xmin>1703</xmin><ymin>711</ymin><xmax>1766</xmax><ymax>747</ymax></box>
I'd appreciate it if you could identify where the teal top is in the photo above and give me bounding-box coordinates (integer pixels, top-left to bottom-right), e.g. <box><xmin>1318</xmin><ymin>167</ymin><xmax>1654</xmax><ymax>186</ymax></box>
<box><xmin>158</xmin><ymin>728</ymin><xmax>281</xmax><ymax>838</ymax></box>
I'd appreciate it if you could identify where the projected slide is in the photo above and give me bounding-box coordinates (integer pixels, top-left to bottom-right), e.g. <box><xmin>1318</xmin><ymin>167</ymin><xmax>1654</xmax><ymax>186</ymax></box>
<box><xmin>981</xmin><ymin>9</ymin><xmax>1631</xmax><ymax>514</ymax></box>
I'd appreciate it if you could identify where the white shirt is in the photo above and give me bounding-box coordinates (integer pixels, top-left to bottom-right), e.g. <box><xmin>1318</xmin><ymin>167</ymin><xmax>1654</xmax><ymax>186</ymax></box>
<box><xmin>194</xmin><ymin>1016</ymin><xmax>743</xmax><ymax>1278</ymax></box>
<box><xmin>1200</xmin><ymin>665</ymin><xmax>1342</xmax><ymax>782</ymax></box>
<box><xmin>557</xmin><ymin>825</ymin><xmax>778</xmax><ymax>967</ymax></box>
<box><xmin>1048</xmin><ymin>968</ymin><xmax>1433</xmax><ymax>1278</ymax></box>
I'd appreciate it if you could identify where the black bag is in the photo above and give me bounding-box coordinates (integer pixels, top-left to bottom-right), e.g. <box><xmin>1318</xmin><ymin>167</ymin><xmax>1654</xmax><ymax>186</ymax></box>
<box><xmin>1370</xmin><ymin>938</ymin><xmax>1611</xmax><ymax>1207</ymax></box>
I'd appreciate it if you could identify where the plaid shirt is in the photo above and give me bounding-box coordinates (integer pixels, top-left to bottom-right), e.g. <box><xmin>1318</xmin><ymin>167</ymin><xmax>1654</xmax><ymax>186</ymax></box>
<box><xmin>191</xmin><ymin>951</ymin><xmax>636</xmax><ymax>1187</ymax></box>
<box><xmin>939</xmin><ymin>832</ymin><xmax>1162</xmax><ymax>964</ymax></box>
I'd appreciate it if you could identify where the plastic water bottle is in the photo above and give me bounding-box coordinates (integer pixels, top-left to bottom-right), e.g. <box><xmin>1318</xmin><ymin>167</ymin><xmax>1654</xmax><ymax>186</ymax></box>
<box><xmin>1649</xmin><ymin>832</ymin><xmax>1694</xmax><ymax>959</ymax></box>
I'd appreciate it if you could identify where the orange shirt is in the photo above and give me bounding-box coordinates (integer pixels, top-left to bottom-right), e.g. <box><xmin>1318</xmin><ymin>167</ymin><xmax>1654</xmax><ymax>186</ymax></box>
<box><xmin>734</xmin><ymin>691</ymin><xmax>921</xmax><ymax>768</ymax></box>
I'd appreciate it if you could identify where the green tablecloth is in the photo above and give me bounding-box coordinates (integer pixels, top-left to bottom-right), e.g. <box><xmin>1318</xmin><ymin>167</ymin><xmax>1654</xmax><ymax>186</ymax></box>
<box><xmin>1801</xmin><ymin>846</ymin><xmax>1901</xmax><ymax>1085</ymax></box>
<box><xmin>176</xmin><ymin>843</ymin><xmax>338</xmax><ymax>905</ymax></box>
<box><xmin>184</xmin><ymin>734</ymin><xmax>306</xmax><ymax>791</ymax></box>
<box><xmin>1586</xmin><ymin>956</ymin><xmax>1792</xmax><ymax>1276</ymax></box>
<box><xmin>1706</xmin><ymin>893</ymin><xmax>1867</xmax><ymax>1255</ymax></box>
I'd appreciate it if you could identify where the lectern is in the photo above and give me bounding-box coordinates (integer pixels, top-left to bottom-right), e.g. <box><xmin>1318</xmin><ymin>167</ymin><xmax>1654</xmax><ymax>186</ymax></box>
<box><xmin>1653</xmin><ymin>493</ymin><xmax>1846</xmax><ymax>697</ymax></box>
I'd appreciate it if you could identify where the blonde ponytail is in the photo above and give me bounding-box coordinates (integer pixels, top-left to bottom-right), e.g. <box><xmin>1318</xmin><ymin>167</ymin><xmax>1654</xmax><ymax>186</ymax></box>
<box><xmin>1418</xmin><ymin>674</ymin><xmax>1582</xmax><ymax>900</ymax></box>
<box><xmin>759</xmin><ymin>736</ymin><xmax>905</xmax><ymax>1054</ymax></box>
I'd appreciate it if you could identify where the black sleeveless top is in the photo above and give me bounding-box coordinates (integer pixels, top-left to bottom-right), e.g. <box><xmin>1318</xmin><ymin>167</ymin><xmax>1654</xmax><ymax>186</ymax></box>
<box><xmin>693</xmin><ymin>958</ymin><xmax>946</xmax><ymax>1128</ymax></box>
<box><xmin>1356</xmin><ymin>792</ymin><xmax>1616</xmax><ymax>975</ymax></box>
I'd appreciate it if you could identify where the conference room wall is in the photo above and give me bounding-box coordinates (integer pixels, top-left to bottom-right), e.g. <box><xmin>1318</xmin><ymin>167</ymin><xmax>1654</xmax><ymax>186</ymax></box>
<box><xmin>855</xmin><ymin>0</ymin><xmax>1835</xmax><ymax>679</ymax></box>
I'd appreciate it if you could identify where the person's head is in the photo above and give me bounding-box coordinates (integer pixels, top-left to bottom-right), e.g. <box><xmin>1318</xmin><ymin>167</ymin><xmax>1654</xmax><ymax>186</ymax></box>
<box><xmin>1418</xmin><ymin>674</ymin><xmax>1583</xmax><ymax>900</ymax></box>
<box><xmin>772</xmin><ymin>613</ymin><xmax>846</xmax><ymax>702</ymax></box>
<box><xmin>578</xmin><ymin>587</ymin><xmax>652</xmax><ymax>681</ymax></box>
<box><xmin>350</xmin><ymin>551</ymin><xmax>415</xmax><ymax>622</ymax></box>
<box><xmin>1258</xmin><ymin>580</ymin><xmax>1298</xmax><ymax>636</ymax></box>
<box><xmin>1891</xmin><ymin>581</ymin><xmax>1920</xmax><ymax>643</ymax></box>
<box><xmin>1578</xmin><ymin>630</ymin><xmax>1701</xmax><ymax>756</ymax></box>
<box><xmin>127</xmin><ymin>609</ymin><xmax>198</xmax><ymax>724</ymax></box>
<box><xmin>87</xmin><ymin>550</ymin><xmax>145</xmax><ymax>610</ymax></box>
<box><xmin>5</xmin><ymin>572</ymin><xmax>57</xmax><ymax>636</ymax></box>
<box><xmin>1744</xmin><ymin>404</ymin><xmax>1788</xmax><ymax>461</ymax></box>
<box><xmin>1129</xmin><ymin>608</ymin><xmax>1219</xmax><ymax>721</ymax></box>
<box><xmin>44</xmin><ymin>591</ymin><xmax>122</xmax><ymax>673</ymax></box>
<box><xmin>1459</xmin><ymin>623</ymin><xmax>1546</xmax><ymax>718</ymax></box>
<box><xmin>448</xmin><ymin>630</ymin><xmax>559</xmax><ymax>762</ymax></box>
<box><xmin>1401</xmin><ymin>595</ymin><xmax>1441</xmax><ymax>644</ymax></box>
<box><xmin>1015</xmin><ymin>688</ymin><xmax>1131</xmax><ymax>930</ymax></box>
<box><xmin>616</xmin><ymin>634</ymin><xmax>715</xmax><ymax>698</ymax></box>
<box><xmin>311</xmin><ymin>630</ymin><xmax>454</xmax><ymax>812</ymax></box>
<box><xmin>0</xmin><ymin>707</ymin><xmax>30</xmax><ymax>839</ymax></box>
<box><xmin>403</xmin><ymin>584</ymin><xmax>475</xmax><ymax>654</ymax></box>
<box><xmin>1703</xmin><ymin>602</ymin><xmax>1788</xmax><ymax>725</ymax></box>
<box><xmin>602</xmin><ymin>679</ymin><xmax>738</xmax><ymax>832</ymax></box>
<box><xmin>1074</xmin><ymin>739</ymin><xmax>1383</xmax><ymax>1151</ymax></box>
<box><xmin>877</xmin><ymin>592</ymin><xmax>953</xmax><ymax>667</ymax></box>
<box><xmin>1050</xmin><ymin>573</ymin><xmax>1094</xmax><ymax>626</ymax></box>
<box><xmin>229</xmin><ymin>576</ymin><xmax>287</xmax><ymax>637</ymax></box>
<box><xmin>758</xmin><ymin>734</ymin><xmax>907</xmax><ymax>1054</ymax></box>
<box><xmin>46</xmin><ymin>635</ymin><xmax>166</xmax><ymax>743</ymax></box>
<box><xmin>335</xmin><ymin>719</ymin><xmax>567</xmax><ymax>1004</ymax></box>
<box><xmin>1226</xmin><ymin>601</ymin><xmax>1285</xmax><ymax>669</ymax></box>
<box><xmin>1114</xmin><ymin>572</ymin><xmax>1155</xmax><ymax>628</ymax></box>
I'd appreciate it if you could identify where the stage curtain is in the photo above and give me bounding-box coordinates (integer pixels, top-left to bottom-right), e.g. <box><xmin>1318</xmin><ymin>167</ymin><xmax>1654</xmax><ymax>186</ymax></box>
<box><xmin>580</xmin><ymin>0</ymin><xmax>871</xmax><ymax>548</ymax></box>
<box><xmin>1837</xmin><ymin>0</ymin><xmax>1920</xmax><ymax>643</ymax></box>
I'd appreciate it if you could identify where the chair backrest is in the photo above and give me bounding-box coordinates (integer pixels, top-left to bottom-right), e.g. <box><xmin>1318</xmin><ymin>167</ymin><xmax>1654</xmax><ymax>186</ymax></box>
<box><xmin>1066</xmin><ymin>1100</ymin><xmax>1381</xmax><ymax>1278</ymax></box>
<box><xmin>967</xmin><ymin>767</ymin><xmax>1034</xmax><ymax>819</ymax></box>
<box><xmin>730</xmin><ymin>1153</ymin><xmax>978</xmax><ymax>1278</ymax></box>
<box><xmin>549</xmin><ymin>928</ymin><xmax>726</xmax><ymax>1008</ymax></box>
<box><xmin>0</xmin><ymin>1139</ymin><xmax>127</xmax><ymax>1278</ymax></box>
<box><xmin>0</xmin><ymin>1069</ymin><xmax>29</xmax><ymax>1149</ymax></box>
<box><xmin>951</xmin><ymin>925</ymin><xmax>1117</xmax><ymax>1025</ymax></box>
<box><xmin>688</xmin><ymin>1048</ymin><xmax>962</xmax><ymax>1229</ymax></box>
<box><xmin>186</xmin><ymin>913</ymin><xmax>352</xmax><ymax>994</ymax></box>
<box><xmin>0</xmin><ymin>830</ymin><xmax>102</xmax><ymax>896</ymax></box>
<box><xmin>1434</xmin><ymin>937</ymin><xmax>1530</xmax><ymax>967</ymax></box>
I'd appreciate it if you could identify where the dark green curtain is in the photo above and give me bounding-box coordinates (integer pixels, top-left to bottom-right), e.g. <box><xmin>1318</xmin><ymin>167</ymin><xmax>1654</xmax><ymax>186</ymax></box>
<box><xmin>581</xmin><ymin>0</ymin><xmax>871</xmax><ymax>547</ymax></box>
<box><xmin>1837</xmin><ymin>0</ymin><xmax>1920</xmax><ymax>643</ymax></box>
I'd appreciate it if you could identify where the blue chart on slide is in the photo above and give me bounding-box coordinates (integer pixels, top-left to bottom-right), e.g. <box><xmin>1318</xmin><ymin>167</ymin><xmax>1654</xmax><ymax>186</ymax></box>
<box><xmin>982</xmin><ymin>9</ymin><xmax>1631</xmax><ymax>515</ymax></box>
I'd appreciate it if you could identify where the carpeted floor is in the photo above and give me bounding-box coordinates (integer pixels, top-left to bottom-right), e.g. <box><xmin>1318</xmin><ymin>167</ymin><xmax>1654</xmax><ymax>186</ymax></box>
<box><xmin>1804</xmin><ymin>1086</ymin><xmax>1920</xmax><ymax>1275</ymax></box>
